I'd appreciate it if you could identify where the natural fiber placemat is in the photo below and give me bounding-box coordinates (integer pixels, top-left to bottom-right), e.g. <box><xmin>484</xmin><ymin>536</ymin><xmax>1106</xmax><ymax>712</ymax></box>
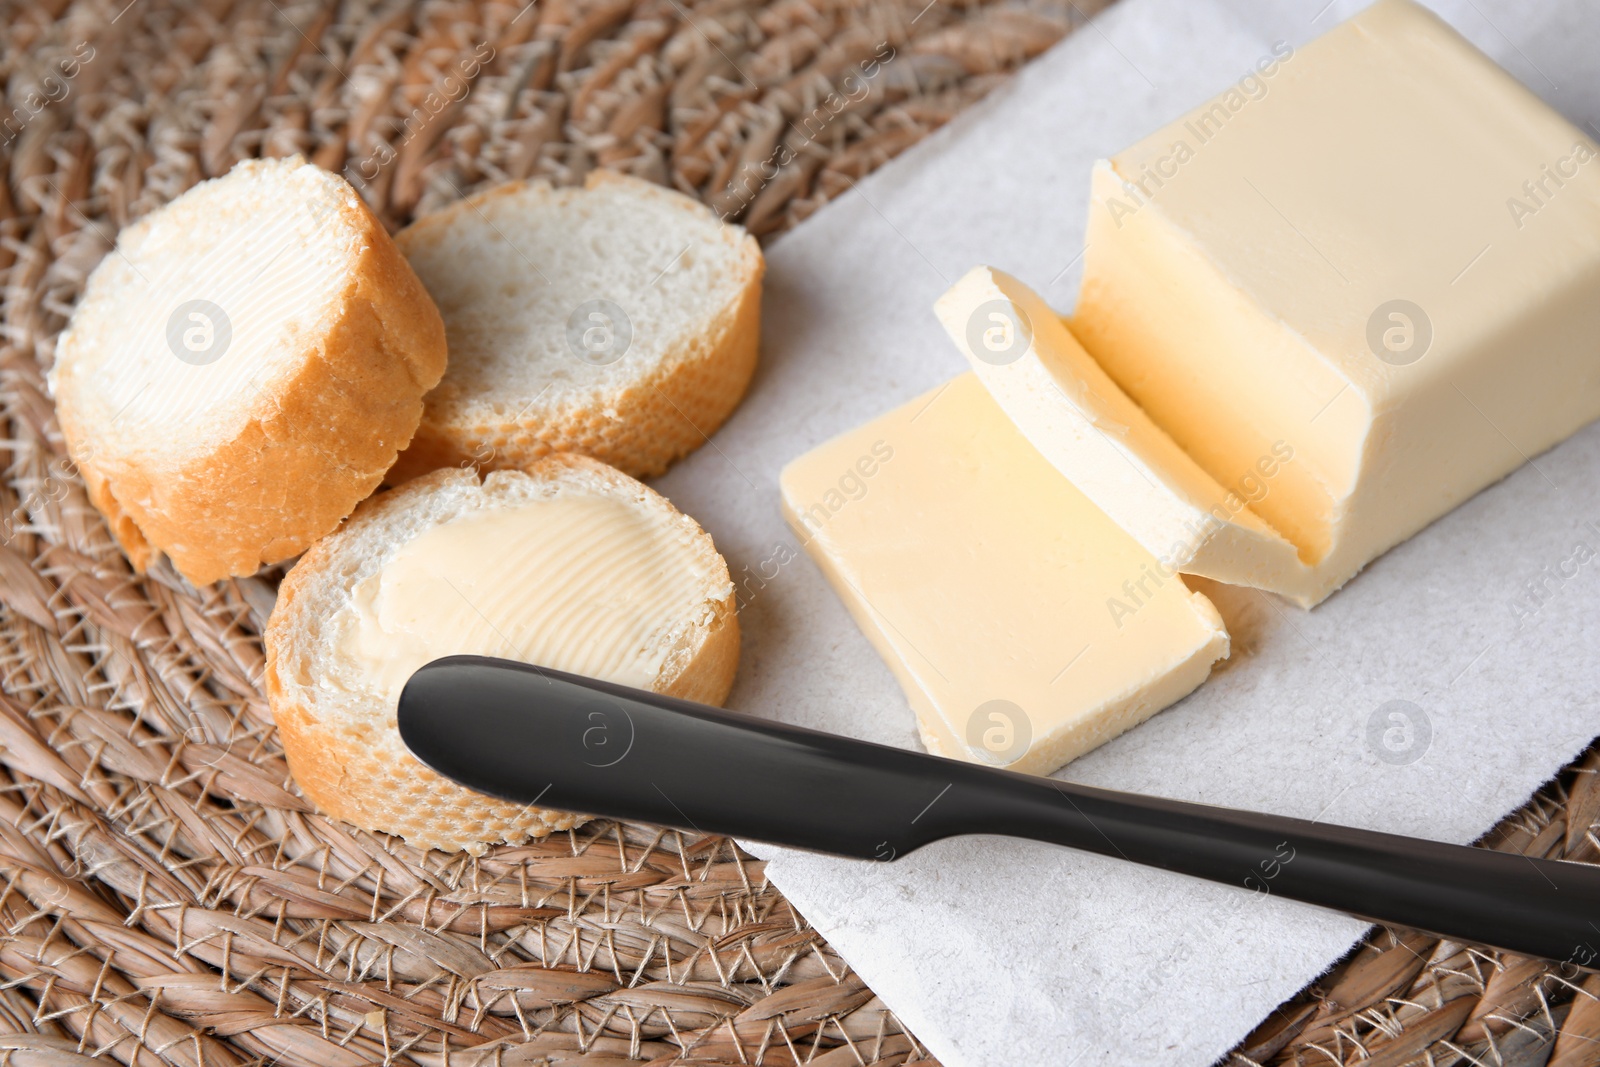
<box><xmin>0</xmin><ymin>0</ymin><xmax>1597</xmax><ymax>1064</ymax></box>
<box><xmin>1232</xmin><ymin>751</ymin><xmax>1600</xmax><ymax>1067</ymax></box>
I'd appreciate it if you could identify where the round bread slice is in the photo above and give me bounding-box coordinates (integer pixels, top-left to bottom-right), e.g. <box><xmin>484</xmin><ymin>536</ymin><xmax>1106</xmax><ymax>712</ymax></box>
<box><xmin>387</xmin><ymin>171</ymin><xmax>763</xmax><ymax>483</ymax></box>
<box><xmin>264</xmin><ymin>454</ymin><xmax>739</xmax><ymax>853</ymax></box>
<box><xmin>49</xmin><ymin>156</ymin><xmax>447</xmax><ymax>585</ymax></box>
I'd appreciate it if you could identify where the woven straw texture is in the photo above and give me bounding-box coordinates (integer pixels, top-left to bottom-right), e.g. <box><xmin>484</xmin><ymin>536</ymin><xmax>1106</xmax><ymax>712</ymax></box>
<box><xmin>1</xmin><ymin>0</ymin><xmax>1598</xmax><ymax>1064</ymax></box>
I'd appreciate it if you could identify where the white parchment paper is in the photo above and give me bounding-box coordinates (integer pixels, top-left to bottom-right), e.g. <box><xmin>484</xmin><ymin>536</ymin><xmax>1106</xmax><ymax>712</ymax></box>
<box><xmin>652</xmin><ymin>1</ymin><xmax>1600</xmax><ymax>1063</ymax></box>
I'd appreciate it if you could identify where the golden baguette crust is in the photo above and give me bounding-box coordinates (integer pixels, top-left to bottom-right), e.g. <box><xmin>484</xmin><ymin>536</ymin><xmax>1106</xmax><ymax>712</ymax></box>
<box><xmin>387</xmin><ymin>172</ymin><xmax>764</xmax><ymax>483</ymax></box>
<box><xmin>265</xmin><ymin>457</ymin><xmax>740</xmax><ymax>854</ymax></box>
<box><xmin>52</xmin><ymin>158</ymin><xmax>447</xmax><ymax>586</ymax></box>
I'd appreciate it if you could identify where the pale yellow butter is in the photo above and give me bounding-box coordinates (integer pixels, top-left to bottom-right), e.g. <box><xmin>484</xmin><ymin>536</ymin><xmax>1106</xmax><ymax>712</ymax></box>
<box><xmin>780</xmin><ymin>373</ymin><xmax>1229</xmax><ymax>775</ymax></box>
<box><xmin>337</xmin><ymin>494</ymin><xmax>719</xmax><ymax>709</ymax></box>
<box><xmin>1074</xmin><ymin>0</ymin><xmax>1600</xmax><ymax>604</ymax></box>
<box><xmin>941</xmin><ymin>265</ymin><xmax>1321</xmax><ymax>605</ymax></box>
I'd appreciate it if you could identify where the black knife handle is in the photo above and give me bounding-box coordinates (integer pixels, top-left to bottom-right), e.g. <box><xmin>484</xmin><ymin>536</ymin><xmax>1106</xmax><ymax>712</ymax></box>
<box><xmin>398</xmin><ymin>657</ymin><xmax>1600</xmax><ymax>968</ymax></box>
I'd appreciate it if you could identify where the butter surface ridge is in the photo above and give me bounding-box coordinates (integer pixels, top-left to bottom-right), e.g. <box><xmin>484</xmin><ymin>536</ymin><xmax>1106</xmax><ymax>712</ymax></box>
<box><xmin>338</xmin><ymin>492</ymin><xmax>723</xmax><ymax>711</ymax></box>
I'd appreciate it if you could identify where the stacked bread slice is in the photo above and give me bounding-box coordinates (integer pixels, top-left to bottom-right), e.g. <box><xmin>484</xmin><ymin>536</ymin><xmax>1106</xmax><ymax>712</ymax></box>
<box><xmin>51</xmin><ymin>158</ymin><xmax>762</xmax><ymax>851</ymax></box>
<box><xmin>50</xmin><ymin>157</ymin><xmax>447</xmax><ymax>584</ymax></box>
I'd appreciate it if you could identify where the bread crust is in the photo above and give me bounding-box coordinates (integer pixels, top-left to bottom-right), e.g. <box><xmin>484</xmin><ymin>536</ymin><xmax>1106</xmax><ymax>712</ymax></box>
<box><xmin>53</xmin><ymin>159</ymin><xmax>447</xmax><ymax>586</ymax></box>
<box><xmin>658</xmin><ymin>602</ymin><xmax>741</xmax><ymax>706</ymax></box>
<box><xmin>268</xmin><ymin>676</ymin><xmax>590</xmax><ymax>855</ymax></box>
<box><xmin>265</xmin><ymin>457</ymin><xmax>740</xmax><ymax>854</ymax></box>
<box><xmin>386</xmin><ymin>172</ymin><xmax>764</xmax><ymax>484</ymax></box>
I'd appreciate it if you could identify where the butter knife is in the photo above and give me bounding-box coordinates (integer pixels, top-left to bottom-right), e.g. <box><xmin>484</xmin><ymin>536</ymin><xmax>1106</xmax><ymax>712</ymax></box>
<box><xmin>398</xmin><ymin>655</ymin><xmax>1600</xmax><ymax>968</ymax></box>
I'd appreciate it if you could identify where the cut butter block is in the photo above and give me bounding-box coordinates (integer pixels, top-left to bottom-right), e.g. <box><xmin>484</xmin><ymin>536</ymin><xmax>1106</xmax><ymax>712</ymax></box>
<box><xmin>265</xmin><ymin>456</ymin><xmax>739</xmax><ymax>852</ymax></box>
<box><xmin>1074</xmin><ymin>0</ymin><xmax>1600</xmax><ymax>605</ymax></box>
<box><xmin>940</xmin><ymin>265</ymin><xmax>1320</xmax><ymax>605</ymax></box>
<box><xmin>779</xmin><ymin>372</ymin><xmax>1228</xmax><ymax>775</ymax></box>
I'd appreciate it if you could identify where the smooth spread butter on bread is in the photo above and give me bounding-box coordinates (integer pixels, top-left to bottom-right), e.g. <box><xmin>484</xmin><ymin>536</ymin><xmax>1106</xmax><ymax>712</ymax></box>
<box><xmin>941</xmin><ymin>266</ymin><xmax>1321</xmax><ymax>606</ymax></box>
<box><xmin>389</xmin><ymin>171</ymin><xmax>763</xmax><ymax>483</ymax></box>
<box><xmin>781</xmin><ymin>373</ymin><xmax>1228</xmax><ymax>776</ymax></box>
<box><xmin>49</xmin><ymin>156</ymin><xmax>447</xmax><ymax>585</ymax></box>
<box><xmin>1073</xmin><ymin>0</ymin><xmax>1600</xmax><ymax>604</ymax></box>
<box><xmin>265</xmin><ymin>455</ymin><xmax>738</xmax><ymax>853</ymax></box>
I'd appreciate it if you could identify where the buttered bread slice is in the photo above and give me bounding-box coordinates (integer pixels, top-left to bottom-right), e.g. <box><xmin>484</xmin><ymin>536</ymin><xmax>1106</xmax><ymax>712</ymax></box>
<box><xmin>50</xmin><ymin>156</ymin><xmax>446</xmax><ymax>585</ymax></box>
<box><xmin>265</xmin><ymin>455</ymin><xmax>739</xmax><ymax>853</ymax></box>
<box><xmin>389</xmin><ymin>172</ymin><xmax>763</xmax><ymax>483</ymax></box>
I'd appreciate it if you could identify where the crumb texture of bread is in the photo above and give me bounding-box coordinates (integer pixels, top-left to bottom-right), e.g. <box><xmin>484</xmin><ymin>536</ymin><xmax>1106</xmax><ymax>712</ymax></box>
<box><xmin>50</xmin><ymin>156</ymin><xmax>447</xmax><ymax>586</ymax></box>
<box><xmin>264</xmin><ymin>455</ymin><xmax>739</xmax><ymax>853</ymax></box>
<box><xmin>389</xmin><ymin>171</ymin><xmax>763</xmax><ymax>483</ymax></box>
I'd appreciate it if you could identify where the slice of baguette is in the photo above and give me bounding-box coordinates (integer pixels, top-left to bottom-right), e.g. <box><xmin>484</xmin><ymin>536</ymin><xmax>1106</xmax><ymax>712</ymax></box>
<box><xmin>387</xmin><ymin>171</ymin><xmax>763</xmax><ymax>483</ymax></box>
<box><xmin>264</xmin><ymin>454</ymin><xmax>740</xmax><ymax>853</ymax></box>
<box><xmin>49</xmin><ymin>156</ymin><xmax>447</xmax><ymax>585</ymax></box>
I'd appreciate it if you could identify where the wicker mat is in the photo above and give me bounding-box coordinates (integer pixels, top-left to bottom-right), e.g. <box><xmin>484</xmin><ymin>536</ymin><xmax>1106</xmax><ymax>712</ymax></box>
<box><xmin>0</xmin><ymin>0</ymin><xmax>1597</xmax><ymax>1064</ymax></box>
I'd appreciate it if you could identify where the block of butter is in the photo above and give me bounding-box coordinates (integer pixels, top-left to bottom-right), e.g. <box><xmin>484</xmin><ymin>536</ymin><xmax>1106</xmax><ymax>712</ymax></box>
<box><xmin>1072</xmin><ymin>0</ymin><xmax>1600</xmax><ymax>605</ymax></box>
<box><xmin>779</xmin><ymin>372</ymin><xmax>1228</xmax><ymax>775</ymax></box>
<box><xmin>940</xmin><ymin>265</ymin><xmax>1321</xmax><ymax>605</ymax></box>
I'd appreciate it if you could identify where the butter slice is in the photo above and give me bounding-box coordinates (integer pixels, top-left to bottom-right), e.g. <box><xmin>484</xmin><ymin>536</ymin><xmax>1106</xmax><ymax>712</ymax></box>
<box><xmin>940</xmin><ymin>265</ymin><xmax>1320</xmax><ymax>605</ymax></box>
<box><xmin>1073</xmin><ymin>0</ymin><xmax>1600</xmax><ymax>605</ymax></box>
<box><xmin>780</xmin><ymin>373</ymin><xmax>1228</xmax><ymax>775</ymax></box>
<box><xmin>337</xmin><ymin>493</ymin><xmax>720</xmax><ymax>710</ymax></box>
